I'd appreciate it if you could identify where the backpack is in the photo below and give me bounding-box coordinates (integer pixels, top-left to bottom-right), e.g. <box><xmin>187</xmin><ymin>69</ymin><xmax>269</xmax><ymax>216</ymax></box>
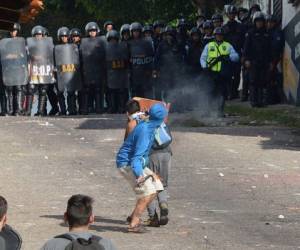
<box><xmin>55</xmin><ymin>234</ymin><xmax>105</xmax><ymax>250</ymax></box>
<box><xmin>0</xmin><ymin>225</ymin><xmax>22</xmax><ymax>250</ymax></box>
<box><xmin>152</xmin><ymin>122</ymin><xmax>172</xmax><ymax>150</ymax></box>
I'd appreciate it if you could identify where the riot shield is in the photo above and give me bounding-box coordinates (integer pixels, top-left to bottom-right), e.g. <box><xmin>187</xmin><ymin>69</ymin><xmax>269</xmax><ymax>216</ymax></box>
<box><xmin>55</xmin><ymin>44</ymin><xmax>82</xmax><ymax>92</ymax></box>
<box><xmin>129</xmin><ymin>38</ymin><xmax>154</xmax><ymax>86</ymax></box>
<box><xmin>80</xmin><ymin>37</ymin><xmax>105</xmax><ymax>86</ymax></box>
<box><xmin>105</xmin><ymin>42</ymin><xmax>129</xmax><ymax>89</ymax></box>
<box><xmin>26</xmin><ymin>37</ymin><xmax>55</xmax><ymax>84</ymax></box>
<box><xmin>0</xmin><ymin>37</ymin><xmax>28</xmax><ymax>86</ymax></box>
<box><xmin>0</xmin><ymin>225</ymin><xmax>22</xmax><ymax>250</ymax></box>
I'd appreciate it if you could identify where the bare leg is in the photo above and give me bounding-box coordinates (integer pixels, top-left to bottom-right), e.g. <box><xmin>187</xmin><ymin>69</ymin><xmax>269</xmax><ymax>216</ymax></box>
<box><xmin>130</xmin><ymin>193</ymin><xmax>156</xmax><ymax>227</ymax></box>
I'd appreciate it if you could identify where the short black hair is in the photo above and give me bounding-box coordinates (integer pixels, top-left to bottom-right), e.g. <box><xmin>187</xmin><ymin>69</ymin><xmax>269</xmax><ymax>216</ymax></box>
<box><xmin>66</xmin><ymin>195</ymin><xmax>94</xmax><ymax>227</ymax></box>
<box><xmin>126</xmin><ymin>100</ymin><xmax>140</xmax><ymax>115</ymax></box>
<box><xmin>0</xmin><ymin>196</ymin><xmax>8</xmax><ymax>220</ymax></box>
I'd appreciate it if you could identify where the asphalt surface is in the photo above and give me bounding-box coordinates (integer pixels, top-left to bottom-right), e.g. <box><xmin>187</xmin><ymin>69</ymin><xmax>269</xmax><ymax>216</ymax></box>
<box><xmin>0</xmin><ymin>115</ymin><xmax>300</xmax><ymax>250</ymax></box>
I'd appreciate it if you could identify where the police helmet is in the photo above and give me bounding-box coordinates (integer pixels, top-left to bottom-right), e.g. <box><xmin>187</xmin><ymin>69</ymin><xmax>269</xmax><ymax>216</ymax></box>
<box><xmin>163</xmin><ymin>25</ymin><xmax>176</xmax><ymax>36</ymax></box>
<box><xmin>250</xmin><ymin>4</ymin><xmax>261</xmax><ymax>12</ymax></box>
<box><xmin>212</xmin><ymin>13</ymin><xmax>224</xmax><ymax>23</ymax></box>
<box><xmin>238</xmin><ymin>8</ymin><xmax>249</xmax><ymax>22</ymax></box>
<box><xmin>120</xmin><ymin>24</ymin><xmax>130</xmax><ymax>35</ymax></box>
<box><xmin>197</xmin><ymin>20</ymin><xmax>205</xmax><ymax>29</ymax></box>
<box><xmin>202</xmin><ymin>20</ymin><xmax>214</xmax><ymax>30</ymax></box>
<box><xmin>177</xmin><ymin>18</ymin><xmax>187</xmax><ymax>27</ymax></box>
<box><xmin>143</xmin><ymin>25</ymin><xmax>153</xmax><ymax>34</ymax></box>
<box><xmin>213</xmin><ymin>27</ymin><xmax>225</xmax><ymax>36</ymax></box>
<box><xmin>104</xmin><ymin>20</ymin><xmax>114</xmax><ymax>30</ymax></box>
<box><xmin>153</xmin><ymin>20</ymin><xmax>165</xmax><ymax>29</ymax></box>
<box><xmin>253</xmin><ymin>11</ymin><xmax>266</xmax><ymax>23</ymax></box>
<box><xmin>57</xmin><ymin>27</ymin><xmax>70</xmax><ymax>41</ymax></box>
<box><xmin>12</xmin><ymin>23</ymin><xmax>21</xmax><ymax>32</ymax></box>
<box><xmin>70</xmin><ymin>28</ymin><xmax>81</xmax><ymax>37</ymax></box>
<box><xmin>190</xmin><ymin>27</ymin><xmax>200</xmax><ymax>36</ymax></box>
<box><xmin>106</xmin><ymin>30</ymin><xmax>119</xmax><ymax>41</ymax></box>
<box><xmin>85</xmin><ymin>22</ymin><xmax>100</xmax><ymax>36</ymax></box>
<box><xmin>227</xmin><ymin>5</ymin><xmax>237</xmax><ymax>15</ymax></box>
<box><xmin>42</xmin><ymin>27</ymin><xmax>49</xmax><ymax>37</ymax></box>
<box><xmin>130</xmin><ymin>22</ymin><xmax>143</xmax><ymax>33</ymax></box>
<box><xmin>31</xmin><ymin>25</ymin><xmax>44</xmax><ymax>36</ymax></box>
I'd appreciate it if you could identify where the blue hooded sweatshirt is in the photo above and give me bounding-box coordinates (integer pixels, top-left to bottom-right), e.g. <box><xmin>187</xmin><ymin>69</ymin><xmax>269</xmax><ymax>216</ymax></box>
<box><xmin>116</xmin><ymin>103</ymin><xmax>168</xmax><ymax>177</ymax></box>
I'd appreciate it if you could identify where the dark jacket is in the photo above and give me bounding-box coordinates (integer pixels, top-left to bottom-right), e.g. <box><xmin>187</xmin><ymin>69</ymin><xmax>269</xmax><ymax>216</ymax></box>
<box><xmin>243</xmin><ymin>27</ymin><xmax>272</xmax><ymax>66</ymax></box>
<box><xmin>223</xmin><ymin>20</ymin><xmax>246</xmax><ymax>55</ymax></box>
<box><xmin>268</xmin><ymin>27</ymin><xmax>284</xmax><ymax>61</ymax></box>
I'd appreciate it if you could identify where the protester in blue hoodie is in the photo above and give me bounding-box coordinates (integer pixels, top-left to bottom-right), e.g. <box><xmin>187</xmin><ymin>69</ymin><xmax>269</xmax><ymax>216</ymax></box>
<box><xmin>116</xmin><ymin>103</ymin><xmax>167</xmax><ymax>233</ymax></box>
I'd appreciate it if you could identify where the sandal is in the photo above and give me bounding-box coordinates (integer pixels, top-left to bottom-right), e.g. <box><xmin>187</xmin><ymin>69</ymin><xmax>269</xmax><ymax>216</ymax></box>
<box><xmin>128</xmin><ymin>224</ymin><xmax>148</xmax><ymax>233</ymax></box>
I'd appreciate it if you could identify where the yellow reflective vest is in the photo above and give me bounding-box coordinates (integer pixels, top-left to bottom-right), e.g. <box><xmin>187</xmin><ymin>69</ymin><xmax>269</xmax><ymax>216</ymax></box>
<box><xmin>207</xmin><ymin>41</ymin><xmax>230</xmax><ymax>72</ymax></box>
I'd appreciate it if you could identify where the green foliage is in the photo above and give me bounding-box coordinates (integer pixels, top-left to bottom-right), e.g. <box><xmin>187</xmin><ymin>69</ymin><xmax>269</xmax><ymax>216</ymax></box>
<box><xmin>23</xmin><ymin>0</ymin><xmax>196</xmax><ymax>36</ymax></box>
<box><xmin>225</xmin><ymin>104</ymin><xmax>300</xmax><ymax>128</ymax></box>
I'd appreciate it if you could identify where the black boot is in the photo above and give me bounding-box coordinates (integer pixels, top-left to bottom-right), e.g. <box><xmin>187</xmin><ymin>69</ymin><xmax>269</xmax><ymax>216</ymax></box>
<box><xmin>35</xmin><ymin>95</ymin><xmax>47</xmax><ymax>116</ymax></box>
<box><xmin>58</xmin><ymin>94</ymin><xmax>67</xmax><ymax>116</ymax></box>
<box><xmin>95</xmin><ymin>92</ymin><xmax>103</xmax><ymax>114</ymax></box>
<box><xmin>7</xmin><ymin>94</ymin><xmax>14</xmax><ymax>116</ymax></box>
<box><xmin>67</xmin><ymin>92</ymin><xmax>77</xmax><ymax>116</ymax></box>
<box><xmin>25</xmin><ymin>95</ymin><xmax>33</xmax><ymax>116</ymax></box>
<box><xmin>0</xmin><ymin>94</ymin><xmax>6</xmax><ymax>116</ymax></box>
<box><xmin>15</xmin><ymin>90</ymin><xmax>25</xmax><ymax>116</ymax></box>
<box><xmin>79</xmin><ymin>92</ymin><xmax>89</xmax><ymax>115</ymax></box>
<box><xmin>47</xmin><ymin>85</ymin><xmax>59</xmax><ymax>116</ymax></box>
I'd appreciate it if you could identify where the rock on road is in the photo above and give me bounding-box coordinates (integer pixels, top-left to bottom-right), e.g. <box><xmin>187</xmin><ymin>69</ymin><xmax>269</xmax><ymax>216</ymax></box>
<box><xmin>0</xmin><ymin>115</ymin><xmax>300</xmax><ymax>250</ymax></box>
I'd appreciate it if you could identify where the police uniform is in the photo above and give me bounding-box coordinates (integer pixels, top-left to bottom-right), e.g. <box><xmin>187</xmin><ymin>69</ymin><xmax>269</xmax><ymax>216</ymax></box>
<box><xmin>243</xmin><ymin>24</ymin><xmax>271</xmax><ymax>107</ymax></box>
<box><xmin>200</xmin><ymin>33</ymin><xmax>239</xmax><ymax>115</ymax></box>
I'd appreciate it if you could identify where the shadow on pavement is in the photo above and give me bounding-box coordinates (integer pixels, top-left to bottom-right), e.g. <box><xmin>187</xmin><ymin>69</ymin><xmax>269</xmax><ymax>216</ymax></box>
<box><xmin>40</xmin><ymin>215</ymin><xmax>128</xmax><ymax>233</ymax></box>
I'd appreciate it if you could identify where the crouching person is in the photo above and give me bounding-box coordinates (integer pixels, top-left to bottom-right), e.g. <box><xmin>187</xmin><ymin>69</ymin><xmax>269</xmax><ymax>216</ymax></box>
<box><xmin>0</xmin><ymin>196</ymin><xmax>22</xmax><ymax>250</ymax></box>
<box><xmin>41</xmin><ymin>194</ymin><xmax>116</xmax><ymax>250</ymax></box>
<box><xmin>116</xmin><ymin>103</ymin><xmax>167</xmax><ymax>233</ymax></box>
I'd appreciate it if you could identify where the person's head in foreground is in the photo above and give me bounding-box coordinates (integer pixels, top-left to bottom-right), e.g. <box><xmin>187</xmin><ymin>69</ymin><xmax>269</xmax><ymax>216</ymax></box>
<box><xmin>64</xmin><ymin>194</ymin><xmax>95</xmax><ymax>231</ymax></box>
<box><xmin>0</xmin><ymin>196</ymin><xmax>7</xmax><ymax>232</ymax></box>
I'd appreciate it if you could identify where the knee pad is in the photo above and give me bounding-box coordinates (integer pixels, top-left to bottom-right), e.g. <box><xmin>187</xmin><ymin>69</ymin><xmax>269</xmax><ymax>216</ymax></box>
<box><xmin>27</xmin><ymin>85</ymin><xmax>36</xmax><ymax>95</ymax></box>
<box><xmin>40</xmin><ymin>86</ymin><xmax>48</xmax><ymax>96</ymax></box>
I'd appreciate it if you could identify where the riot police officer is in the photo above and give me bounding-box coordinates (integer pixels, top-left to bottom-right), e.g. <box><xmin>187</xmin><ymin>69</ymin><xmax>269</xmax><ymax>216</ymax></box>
<box><xmin>103</xmin><ymin>21</ymin><xmax>114</xmax><ymax>34</ymax></box>
<box><xmin>266</xmin><ymin>14</ymin><xmax>284</xmax><ymax>104</ymax></box>
<box><xmin>212</xmin><ymin>14</ymin><xmax>224</xmax><ymax>28</ymax></box>
<box><xmin>70</xmin><ymin>28</ymin><xmax>81</xmax><ymax>45</ymax></box>
<box><xmin>223</xmin><ymin>5</ymin><xmax>246</xmax><ymax>99</ymax></box>
<box><xmin>105</xmin><ymin>30</ymin><xmax>129</xmax><ymax>113</ymax></box>
<box><xmin>129</xmin><ymin>22</ymin><xmax>155</xmax><ymax>98</ymax></box>
<box><xmin>155</xmin><ymin>25</ymin><xmax>181</xmax><ymax>102</ymax></box>
<box><xmin>120</xmin><ymin>24</ymin><xmax>131</xmax><ymax>42</ymax></box>
<box><xmin>185</xmin><ymin>27</ymin><xmax>203</xmax><ymax>75</ymax></box>
<box><xmin>26</xmin><ymin>25</ymin><xmax>55</xmax><ymax>116</ymax></box>
<box><xmin>4</xmin><ymin>23</ymin><xmax>27</xmax><ymax>116</ymax></box>
<box><xmin>176</xmin><ymin>18</ymin><xmax>189</xmax><ymax>55</ymax></box>
<box><xmin>143</xmin><ymin>25</ymin><xmax>154</xmax><ymax>39</ymax></box>
<box><xmin>202</xmin><ymin>20</ymin><xmax>214</xmax><ymax>46</ymax></box>
<box><xmin>153</xmin><ymin>20</ymin><xmax>165</xmax><ymax>51</ymax></box>
<box><xmin>243</xmin><ymin>12</ymin><xmax>272</xmax><ymax>107</ymax></box>
<box><xmin>80</xmin><ymin>22</ymin><xmax>105</xmax><ymax>114</ymax></box>
<box><xmin>200</xmin><ymin>27</ymin><xmax>239</xmax><ymax>116</ymax></box>
<box><xmin>55</xmin><ymin>27</ymin><xmax>82</xmax><ymax>115</ymax></box>
<box><xmin>54</xmin><ymin>27</ymin><xmax>69</xmax><ymax>115</ymax></box>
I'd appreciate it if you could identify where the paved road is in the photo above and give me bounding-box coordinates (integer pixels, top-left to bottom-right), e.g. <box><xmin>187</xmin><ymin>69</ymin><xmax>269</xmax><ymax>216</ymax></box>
<box><xmin>0</xmin><ymin>115</ymin><xmax>300</xmax><ymax>250</ymax></box>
